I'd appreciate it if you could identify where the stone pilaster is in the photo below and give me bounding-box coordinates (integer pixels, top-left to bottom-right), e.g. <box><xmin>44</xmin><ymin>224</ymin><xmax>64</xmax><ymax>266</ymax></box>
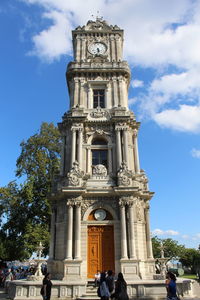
<box><xmin>123</xmin><ymin>129</ymin><xmax>129</xmax><ymax>168</ymax></box>
<box><xmin>113</xmin><ymin>78</ymin><xmax>118</xmax><ymax>107</ymax></box>
<box><xmin>133</xmin><ymin>129</ymin><xmax>140</xmax><ymax>173</ymax></box>
<box><xmin>74</xmin><ymin>78</ymin><xmax>79</xmax><ymax>107</ymax></box>
<box><xmin>127</xmin><ymin>199</ymin><xmax>136</xmax><ymax>259</ymax></box>
<box><xmin>116</xmin><ymin>129</ymin><xmax>122</xmax><ymax>169</ymax></box>
<box><xmin>71</xmin><ymin>128</ymin><xmax>77</xmax><ymax>167</ymax></box>
<box><xmin>49</xmin><ymin>208</ymin><xmax>56</xmax><ymax>260</ymax></box>
<box><xmin>145</xmin><ymin>201</ymin><xmax>153</xmax><ymax>259</ymax></box>
<box><xmin>74</xmin><ymin>197</ymin><xmax>82</xmax><ymax>260</ymax></box>
<box><xmin>119</xmin><ymin>198</ymin><xmax>128</xmax><ymax>259</ymax></box>
<box><xmin>77</xmin><ymin>129</ymin><xmax>83</xmax><ymax>169</ymax></box>
<box><xmin>108</xmin><ymin>146</ymin><xmax>112</xmax><ymax>174</ymax></box>
<box><xmin>66</xmin><ymin>200</ymin><xmax>74</xmax><ymax>259</ymax></box>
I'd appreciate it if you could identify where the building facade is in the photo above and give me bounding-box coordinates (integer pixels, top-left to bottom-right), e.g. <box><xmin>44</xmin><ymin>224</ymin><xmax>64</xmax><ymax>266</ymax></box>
<box><xmin>48</xmin><ymin>18</ymin><xmax>155</xmax><ymax>282</ymax></box>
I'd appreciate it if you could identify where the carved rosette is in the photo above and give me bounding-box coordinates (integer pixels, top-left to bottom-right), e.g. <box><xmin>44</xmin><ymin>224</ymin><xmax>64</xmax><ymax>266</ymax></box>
<box><xmin>67</xmin><ymin>161</ymin><xmax>84</xmax><ymax>186</ymax></box>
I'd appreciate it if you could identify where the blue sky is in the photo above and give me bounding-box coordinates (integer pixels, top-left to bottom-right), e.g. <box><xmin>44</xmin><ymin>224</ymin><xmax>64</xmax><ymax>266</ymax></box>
<box><xmin>1</xmin><ymin>0</ymin><xmax>200</xmax><ymax>249</ymax></box>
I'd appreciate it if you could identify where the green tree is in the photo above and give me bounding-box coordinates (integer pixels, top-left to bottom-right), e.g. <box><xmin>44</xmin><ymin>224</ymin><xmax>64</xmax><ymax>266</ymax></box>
<box><xmin>152</xmin><ymin>236</ymin><xmax>184</xmax><ymax>260</ymax></box>
<box><xmin>0</xmin><ymin>122</ymin><xmax>61</xmax><ymax>260</ymax></box>
<box><xmin>179</xmin><ymin>248</ymin><xmax>200</xmax><ymax>273</ymax></box>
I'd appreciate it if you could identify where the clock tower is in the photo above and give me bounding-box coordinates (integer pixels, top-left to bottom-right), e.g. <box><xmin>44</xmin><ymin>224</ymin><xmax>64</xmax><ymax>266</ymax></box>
<box><xmin>48</xmin><ymin>17</ymin><xmax>155</xmax><ymax>286</ymax></box>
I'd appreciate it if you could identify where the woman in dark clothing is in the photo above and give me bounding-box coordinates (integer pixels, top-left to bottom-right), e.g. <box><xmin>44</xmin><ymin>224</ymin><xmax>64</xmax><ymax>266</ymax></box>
<box><xmin>112</xmin><ymin>272</ymin><xmax>129</xmax><ymax>300</ymax></box>
<box><xmin>42</xmin><ymin>273</ymin><xmax>52</xmax><ymax>300</ymax></box>
<box><xmin>99</xmin><ymin>272</ymin><xmax>110</xmax><ymax>300</ymax></box>
<box><xmin>166</xmin><ymin>272</ymin><xmax>178</xmax><ymax>300</ymax></box>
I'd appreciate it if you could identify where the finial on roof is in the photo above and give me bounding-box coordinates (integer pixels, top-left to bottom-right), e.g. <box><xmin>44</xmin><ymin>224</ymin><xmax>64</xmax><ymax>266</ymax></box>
<box><xmin>91</xmin><ymin>11</ymin><xmax>103</xmax><ymax>22</ymax></box>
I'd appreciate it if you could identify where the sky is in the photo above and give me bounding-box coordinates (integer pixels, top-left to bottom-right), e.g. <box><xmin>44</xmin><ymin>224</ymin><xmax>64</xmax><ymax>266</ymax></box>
<box><xmin>1</xmin><ymin>0</ymin><xmax>200</xmax><ymax>249</ymax></box>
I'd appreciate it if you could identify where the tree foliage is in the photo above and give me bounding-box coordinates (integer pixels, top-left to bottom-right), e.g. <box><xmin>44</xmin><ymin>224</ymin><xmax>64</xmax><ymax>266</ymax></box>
<box><xmin>152</xmin><ymin>236</ymin><xmax>185</xmax><ymax>260</ymax></box>
<box><xmin>179</xmin><ymin>248</ymin><xmax>200</xmax><ymax>273</ymax></box>
<box><xmin>0</xmin><ymin>123</ymin><xmax>61</xmax><ymax>260</ymax></box>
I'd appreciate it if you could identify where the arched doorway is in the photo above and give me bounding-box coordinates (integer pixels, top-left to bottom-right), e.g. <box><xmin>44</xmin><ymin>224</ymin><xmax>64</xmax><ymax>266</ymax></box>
<box><xmin>87</xmin><ymin>209</ymin><xmax>115</xmax><ymax>278</ymax></box>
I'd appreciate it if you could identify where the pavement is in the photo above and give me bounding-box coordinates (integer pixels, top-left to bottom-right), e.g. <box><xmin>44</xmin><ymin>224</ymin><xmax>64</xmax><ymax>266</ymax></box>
<box><xmin>0</xmin><ymin>287</ymin><xmax>200</xmax><ymax>300</ymax></box>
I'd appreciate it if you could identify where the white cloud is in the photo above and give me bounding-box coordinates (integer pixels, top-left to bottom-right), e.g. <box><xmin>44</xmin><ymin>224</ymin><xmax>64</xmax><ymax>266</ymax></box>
<box><xmin>131</xmin><ymin>80</ymin><xmax>144</xmax><ymax>88</ymax></box>
<box><xmin>191</xmin><ymin>148</ymin><xmax>200</xmax><ymax>158</ymax></box>
<box><xmin>28</xmin><ymin>10</ymin><xmax>73</xmax><ymax>62</ymax></box>
<box><xmin>165</xmin><ymin>230</ymin><xmax>179</xmax><ymax>236</ymax></box>
<box><xmin>153</xmin><ymin>105</ymin><xmax>200</xmax><ymax>133</ymax></box>
<box><xmin>182</xmin><ymin>234</ymin><xmax>190</xmax><ymax>239</ymax></box>
<box><xmin>152</xmin><ymin>229</ymin><xmax>164</xmax><ymax>235</ymax></box>
<box><xmin>152</xmin><ymin>228</ymin><xmax>179</xmax><ymax>236</ymax></box>
<box><xmin>128</xmin><ymin>97</ymin><xmax>137</xmax><ymax>106</ymax></box>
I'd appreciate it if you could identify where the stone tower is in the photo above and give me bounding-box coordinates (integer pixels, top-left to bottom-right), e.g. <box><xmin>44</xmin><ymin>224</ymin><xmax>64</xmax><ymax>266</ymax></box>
<box><xmin>48</xmin><ymin>18</ymin><xmax>155</xmax><ymax>283</ymax></box>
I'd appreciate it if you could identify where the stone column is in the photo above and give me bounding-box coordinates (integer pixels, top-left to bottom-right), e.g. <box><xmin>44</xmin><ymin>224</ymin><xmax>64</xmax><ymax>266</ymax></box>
<box><xmin>113</xmin><ymin>78</ymin><xmax>118</xmax><ymax>107</ymax></box>
<box><xmin>108</xmin><ymin>146</ymin><xmax>112</xmax><ymax>174</ymax></box>
<box><xmin>71</xmin><ymin>128</ymin><xmax>76</xmax><ymax>167</ymax></box>
<box><xmin>76</xmin><ymin>36</ymin><xmax>81</xmax><ymax>61</ymax></box>
<box><xmin>122</xmin><ymin>79</ymin><xmax>128</xmax><ymax>108</ymax></box>
<box><xmin>123</xmin><ymin>129</ymin><xmax>129</xmax><ymax>167</ymax></box>
<box><xmin>74</xmin><ymin>78</ymin><xmax>79</xmax><ymax>107</ymax></box>
<box><xmin>128</xmin><ymin>201</ymin><xmax>136</xmax><ymax>259</ymax></box>
<box><xmin>87</xmin><ymin>147</ymin><xmax>91</xmax><ymax>174</ymax></box>
<box><xmin>119</xmin><ymin>200</ymin><xmax>128</xmax><ymax>259</ymax></box>
<box><xmin>133</xmin><ymin>129</ymin><xmax>140</xmax><ymax>173</ymax></box>
<box><xmin>49</xmin><ymin>208</ymin><xmax>56</xmax><ymax>259</ymax></box>
<box><xmin>145</xmin><ymin>202</ymin><xmax>153</xmax><ymax>258</ymax></box>
<box><xmin>119</xmin><ymin>77</ymin><xmax>124</xmax><ymax>107</ymax></box>
<box><xmin>79</xmin><ymin>78</ymin><xmax>84</xmax><ymax>107</ymax></box>
<box><xmin>116</xmin><ymin>36</ymin><xmax>121</xmax><ymax>61</ymax></box>
<box><xmin>111</xmin><ymin>36</ymin><xmax>116</xmax><ymax>61</ymax></box>
<box><xmin>60</xmin><ymin>136</ymin><xmax>65</xmax><ymax>175</ymax></box>
<box><xmin>77</xmin><ymin>129</ymin><xmax>83</xmax><ymax>169</ymax></box>
<box><xmin>81</xmin><ymin>38</ymin><xmax>86</xmax><ymax>61</ymax></box>
<box><xmin>88</xmin><ymin>85</ymin><xmax>93</xmax><ymax>109</ymax></box>
<box><xmin>116</xmin><ymin>129</ymin><xmax>122</xmax><ymax>169</ymax></box>
<box><xmin>74</xmin><ymin>199</ymin><xmax>82</xmax><ymax>259</ymax></box>
<box><xmin>66</xmin><ymin>201</ymin><xmax>73</xmax><ymax>259</ymax></box>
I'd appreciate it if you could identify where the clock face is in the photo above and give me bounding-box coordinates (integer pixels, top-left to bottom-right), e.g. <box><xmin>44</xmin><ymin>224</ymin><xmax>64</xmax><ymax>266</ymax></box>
<box><xmin>94</xmin><ymin>209</ymin><xmax>106</xmax><ymax>221</ymax></box>
<box><xmin>88</xmin><ymin>42</ymin><xmax>107</xmax><ymax>55</ymax></box>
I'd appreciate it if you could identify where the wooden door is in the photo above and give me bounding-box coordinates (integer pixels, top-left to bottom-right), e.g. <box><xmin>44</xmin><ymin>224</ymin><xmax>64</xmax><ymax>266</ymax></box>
<box><xmin>87</xmin><ymin>226</ymin><xmax>115</xmax><ymax>278</ymax></box>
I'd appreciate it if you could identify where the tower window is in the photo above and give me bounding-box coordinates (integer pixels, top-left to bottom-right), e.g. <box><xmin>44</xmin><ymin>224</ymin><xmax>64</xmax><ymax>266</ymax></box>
<box><xmin>93</xmin><ymin>89</ymin><xmax>105</xmax><ymax>108</ymax></box>
<box><xmin>92</xmin><ymin>150</ymin><xmax>108</xmax><ymax>167</ymax></box>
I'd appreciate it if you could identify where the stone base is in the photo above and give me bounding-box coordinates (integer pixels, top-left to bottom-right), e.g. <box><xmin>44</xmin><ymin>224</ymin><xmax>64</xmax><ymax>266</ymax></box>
<box><xmin>8</xmin><ymin>278</ymin><xmax>195</xmax><ymax>300</ymax></box>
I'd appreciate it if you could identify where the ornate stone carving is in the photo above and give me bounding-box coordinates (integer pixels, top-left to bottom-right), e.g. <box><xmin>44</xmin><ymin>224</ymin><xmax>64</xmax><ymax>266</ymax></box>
<box><xmin>90</xmin><ymin>107</ymin><xmax>110</xmax><ymax>118</ymax></box>
<box><xmin>136</xmin><ymin>199</ymin><xmax>144</xmax><ymax>222</ymax></box>
<box><xmin>115</xmin><ymin>123</ymin><xmax>128</xmax><ymax>131</ymax></box>
<box><xmin>117</xmin><ymin>161</ymin><xmax>133</xmax><ymax>186</ymax></box>
<box><xmin>67</xmin><ymin>161</ymin><xmax>84</xmax><ymax>186</ymax></box>
<box><xmin>140</xmin><ymin>170</ymin><xmax>149</xmax><ymax>191</ymax></box>
<box><xmin>92</xmin><ymin>164</ymin><xmax>107</xmax><ymax>176</ymax></box>
<box><xmin>67</xmin><ymin>196</ymin><xmax>82</xmax><ymax>207</ymax></box>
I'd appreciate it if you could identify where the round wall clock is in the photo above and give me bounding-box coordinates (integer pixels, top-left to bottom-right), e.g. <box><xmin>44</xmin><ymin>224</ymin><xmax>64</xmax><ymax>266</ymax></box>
<box><xmin>94</xmin><ymin>209</ymin><xmax>106</xmax><ymax>221</ymax></box>
<box><xmin>88</xmin><ymin>42</ymin><xmax>107</xmax><ymax>55</ymax></box>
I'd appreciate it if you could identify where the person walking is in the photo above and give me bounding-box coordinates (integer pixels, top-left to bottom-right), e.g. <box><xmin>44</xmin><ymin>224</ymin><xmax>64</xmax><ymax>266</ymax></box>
<box><xmin>106</xmin><ymin>270</ymin><xmax>115</xmax><ymax>295</ymax></box>
<box><xmin>112</xmin><ymin>272</ymin><xmax>129</xmax><ymax>300</ymax></box>
<box><xmin>99</xmin><ymin>272</ymin><xmax>110</xmax><ymax>300</ymax></box>
<box><xmin>166</xmin><ymin>271</ymin><xmax>178</xmax><ymax>300</ymax></box>
<box><xmin>41</xmin><ymin>273</ymin><xmax>52</xmax><ymax>300</ymax></box>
